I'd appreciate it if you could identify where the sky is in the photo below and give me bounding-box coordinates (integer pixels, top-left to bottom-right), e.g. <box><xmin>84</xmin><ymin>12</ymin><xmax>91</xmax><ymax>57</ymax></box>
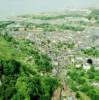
<box><xmin>0</xmin><ymin>0</ymin><xmax>98</xmax><ymax>19</ymax></box>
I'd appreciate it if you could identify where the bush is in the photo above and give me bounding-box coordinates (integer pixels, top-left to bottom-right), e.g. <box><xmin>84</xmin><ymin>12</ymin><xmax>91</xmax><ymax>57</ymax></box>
<box><xmin>2</xmin><ymin>59</ymin><xmax>20</xmax><ymax>75</ymax></box>
<box><xmin>2</xmin><ymin>87</ymin><xmax>16</xmax><ymax>100</ymax></box>
<box><xmin>33</xmin><ymin>51</ymin><xmax>52</xmax><ymax>72</ymax></box>
<box><xmin>87</xmin><ymin>70</ymin><xmax>95</xmax><ymax>79</ymax></box>
<box><xmin>75</xmin><ymin>92</ymin><xmax>80</xmax><ymax>98</ymax></box>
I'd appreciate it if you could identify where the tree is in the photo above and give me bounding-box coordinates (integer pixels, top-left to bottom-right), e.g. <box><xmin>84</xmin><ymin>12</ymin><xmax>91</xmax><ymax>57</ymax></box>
<box><xmin>75</xmin><ymin>92</ymin><xmax>80</xmax><ymax>99</ymax></box>
<box><xmin>3</xmin><ymin>59</ymin><xmax>20</xmax><ymax>75</ymax></box>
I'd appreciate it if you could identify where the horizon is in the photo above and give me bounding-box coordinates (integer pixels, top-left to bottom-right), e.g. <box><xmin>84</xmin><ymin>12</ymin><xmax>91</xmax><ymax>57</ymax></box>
<box><xmin>0</xmin><ymin>0</ymin><xmax>98</xmax><ymax>20</ymax></box>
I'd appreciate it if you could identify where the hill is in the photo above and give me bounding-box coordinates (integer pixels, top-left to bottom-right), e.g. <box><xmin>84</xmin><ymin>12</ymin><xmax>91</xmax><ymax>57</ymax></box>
<box><xmin>0</xmin><ymin>9</ymin><xmax>99</xmax><ymax>100</ymax></box>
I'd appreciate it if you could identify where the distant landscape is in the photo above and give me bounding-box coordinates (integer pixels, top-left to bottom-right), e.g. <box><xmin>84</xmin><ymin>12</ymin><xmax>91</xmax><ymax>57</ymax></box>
<box><xmin>0</xmin><ymin>6</ymin><xmax>99</xmax><ymax>100</ymax></box>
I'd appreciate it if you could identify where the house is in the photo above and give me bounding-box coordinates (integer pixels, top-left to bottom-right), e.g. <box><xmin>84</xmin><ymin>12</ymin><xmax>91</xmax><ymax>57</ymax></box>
<box><xmin>7</xmin><ymin>24</ymin><xmax>25</xmax><ymax>31</ymax></box>
<box><xmin>83</xmin><ymin>63</ymin><xmax>91</xmax><ymax>70</ymax></box>
<box><xmin>67</xmin><ymin>96</ymin><xmax>74</xmax><ymax>100</ymax></box>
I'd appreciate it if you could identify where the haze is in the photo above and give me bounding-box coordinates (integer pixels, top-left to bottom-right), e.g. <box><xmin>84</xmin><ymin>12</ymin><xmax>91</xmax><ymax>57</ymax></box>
<box><xmin>0</xmin><ymin>0</ymin><xmax>98</xmax><ymax>19</ymax></box>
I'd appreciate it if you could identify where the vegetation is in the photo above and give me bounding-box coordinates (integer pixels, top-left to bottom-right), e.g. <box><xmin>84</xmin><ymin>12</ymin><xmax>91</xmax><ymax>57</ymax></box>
<box><xmin>22</xmin><ymin>13</ymin><xmax>84</xmax><ymax>20</ymax></box>
<box><xmin>0</xmin><ymin>21</ymin><xmax>14</xmax><ymax>29</ymax></box>
<box><xmin>34</xmin><ymin>23</ymin><xmax>84</xmax><ymax>31</ymax></box>
<box><xmin>87</xmin><ymin>9</ymin><xmax>99</xmax><ymax>20</ymax></box>
<box><xmin>57</xmin><ymin>42</ymin><xmax>75</xmax><ymax>49</ymax></box>
<box><xmin>0</xmin><ymin>9</ymin><xmax>99</xmax><ymax>100</ymax></box>
<box><xmin>81</xmin><ymin>47</ymin><xmax>99</xmax><ymax>57</ymax></box>
<box><xmin>0</xmin><ymin>33</ymin><xmax>58</xmax><ymax>100</ymax></box>
<box><xmin>67</xmin><ymin>64</ymin><xmax>99</xmax><ymax>100</ymax></box>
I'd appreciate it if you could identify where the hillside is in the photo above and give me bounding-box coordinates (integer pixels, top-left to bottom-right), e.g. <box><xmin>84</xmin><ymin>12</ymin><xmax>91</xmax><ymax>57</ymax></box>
<box><xmin>0</xmin><ymin>9</ymin><xmax>99</xmax><ymax>100</ymax></box>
